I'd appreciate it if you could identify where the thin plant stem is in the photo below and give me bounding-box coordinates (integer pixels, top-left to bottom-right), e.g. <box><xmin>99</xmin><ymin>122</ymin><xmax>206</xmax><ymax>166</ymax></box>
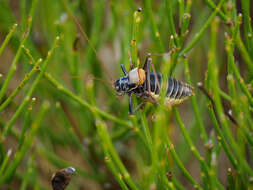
<box><xmin>44</xmin><ymin>73</ymin><xmax>132</xmax><ymax>128</ymax></box>
<box><xmin>145</xmin><ymin>0</ymin><xmax>164</xmax><ymax>51</ymax></box>
<box><xmin>17</xmin><ymin>97</ymin><xmax>36</xmax><ymax>150</ymax></box>
<box><xmin>173</xmin><ymin>108</ymin><xmax>224</xmax><ymax>190</ymax></box>
<box><xmin>241</xmin><ymin>0</ymin><xmax>253</xmax><ymax>56</ymax></box>
<box><xmin>0</xmin><ymin>36</ymin><xmax>59</xmax><ymax>141</ymax></box>
<box><xmin>0</xmin><ymin>101</ymin><xmax>49</xmax><ymax>184</ymax></box>
<box><xmin>165</xmin><ymin>0</ymin><xmax>180</xmax><ymax>47</ymax></box>
<box><xmin>197</xmin><ymin>83</ymin><xmax>238</xmax><ymax>169</ymax></box>
<box><xmin>167</xmin><ymin>140</ymin><xmax>203</xmax><ymax>190</ymax></box>
<box><xmin>55</xmin><ymin>102</ymin><xmax>101</xmax><ymax>174</ymax></box>
<box><xmin>0</xmin><ymin>149</ymin><xmax>12</xmax><ymax>176</ymax></box>
<box><xmin>20</xmin><ymin>155</ymin><xmax>34</xmax><ymax>190</ymax></box>
<box><xmin>131</xmin><ymin>8</ymin><xmax>142</xmax><ymax>66</ymax></box>
<box><xmin>0</xmin><ymin>58</ymin><xmax>43</xmax><ymax>112</ymax></box>
<box><xmin>0</xmin><ymin>0</ymin><xmax>37</xmax><ymax>103</ymax></box>
<box><xmin>0</xmin><ymin>23</ymin><xmax>17</xmax><ymax>57</ymax></box>
<box><xmin>202</xmin><ymin>0</ymin><xmax>229</xmax><ymax>22</ymax></box>
<box><xmin>104</xmin><ymin>157</ymin><xmax>129</xmax><ymax>190</ymax></box>
<box><xmin>95</xmin><ymin>118</ymin><xmax>139</xmax><ymax>190</ymax></box>
<box><xmin>183</xmin><ymin>58</ymin><xmax>208</xmax><ymax>143</ymax></box>
<box><xmin>179</xmin><ymin>0</ymin><xmax>226</xmax><ymax>57</ymax></box>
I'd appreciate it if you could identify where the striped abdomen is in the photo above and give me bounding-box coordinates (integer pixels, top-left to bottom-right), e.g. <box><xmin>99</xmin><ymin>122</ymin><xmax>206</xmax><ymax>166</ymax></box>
<box><xmin>146</xmin><ymin>72</ymin><xmax>193</xmax><ymax>106</ymax></box>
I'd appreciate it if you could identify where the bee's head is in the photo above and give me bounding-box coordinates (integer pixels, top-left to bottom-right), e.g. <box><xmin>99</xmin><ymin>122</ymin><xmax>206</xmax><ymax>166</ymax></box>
<box><xmin>114</xmin><ymin>64</ymin><xmax>140</xmax><ymax>95</ymax></box>
<box><xmin>114</xmin><ymin>76</ymin><xmax>131</xmax><ymax>95</ymax></box>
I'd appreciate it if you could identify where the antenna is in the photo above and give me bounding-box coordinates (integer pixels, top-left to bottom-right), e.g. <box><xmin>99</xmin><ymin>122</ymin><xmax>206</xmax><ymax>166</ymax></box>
<box><xmin>121</xmin><ymin>65</ymin><xmax>127</xmax><ymax>76</ymax></box>
<box><xmin>62</xmin><ymin>0</ymin><xmax>113</xmax><ymax>81</ymax></box>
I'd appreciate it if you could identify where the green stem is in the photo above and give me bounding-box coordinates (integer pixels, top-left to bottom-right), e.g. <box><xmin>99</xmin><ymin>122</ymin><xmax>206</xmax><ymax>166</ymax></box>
<box><xmin>0</xmin><ymin>36</ymin><xmax>59</xmax><ymax>141</ymax></box>
<box><xmin>202</xmin><ymin>0</ymin><xmax>229</xmax><ymax>21</ymax></box>
<box><xmin>20</xmin><ymin>155</ymin><xmax>34</xmax><ymax>190</ymax></box>
<box><xmin>0</xmin><ymin>58</ymin><xmax>43</xmax><ymax>112</ymax></box>
<box><xmin>183</xmin><ymin>58</ymin><xmax>208</xmax><ymax>143</ymax></box>
<box><xmin>145</xmin><ymin>0</ymin><xmax>164</xmax><ymax>51</ymax></box>
<box><xmin>179</xmin><ymin>0</ymin><xmax>226</xmax><ymax>57</ymax></box>
<box><xmin>241</xmin><ymin>0</ymin><xmax>253</xmax><ymax>56</ymax></box>
<box><xmin>0</xmin><ymin>101</ymin><xmax>49</xmax><ymax>184</ymax></box>
<box><xmin>44</xmin><ymin>73</ymin><xmax>132</xmax><ymax>128</ymax></box>
<box><xmin>131</xmin><ymin>9</ymin><xmax>142</xmax><ymax>66</ymax></box>
<box><xmin>0</xmin><ymin>23</ymin><xmax>17</xmax><ymax>57</ymax></box>
<box><xmin>0</xmin><ymin>149</ymin><xmax>12</xmax><ymax>176</ymax></box>
<box><xmin>0</xmin><ymin>0</ymin><xmax>37</xmax><ymax>103</ymax></box>
<box><xmin>174</xmin><ymin>108</ymin><xmax>224</xmax><ymax>190</ymax></box>
<box><xmin>165</xmin><ymin>0</ymin><xmax>180</xmax><ymax>47</ymax></box>
<box><xmin>167</xmin><ymin>140</ymin><xmax>202</xmax><ymax>190</ymax></box>
<box><xmin>95</xmin><ymin>118</ymin><xmax>139</xmax><ymax>190</ymax></box>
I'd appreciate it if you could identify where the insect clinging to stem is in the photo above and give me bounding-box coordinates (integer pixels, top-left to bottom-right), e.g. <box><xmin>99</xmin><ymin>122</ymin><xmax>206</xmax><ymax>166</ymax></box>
<box><xmin>114</xmin><ymin>52</ymin><xmax>194</xmax><ymax>114</ymax></box>
<box><xmin>59</xmin><ymin>7</ymin><xmax>193</xmax><ymax>115</ymax></box>
<box><xmin>51</xmin><ymin>167</ymin><xmax>75</xmax><ymax>190</ymax></box>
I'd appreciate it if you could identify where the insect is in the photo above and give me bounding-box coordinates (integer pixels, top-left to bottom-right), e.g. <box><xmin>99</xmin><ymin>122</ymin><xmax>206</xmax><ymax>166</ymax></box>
<box><xmin>114</xmin><ymin>53</ymin><xmax>194</xmax><ymax>114</ymax></box>
<box><xmin>51</xmin><ymin>167</ymin><xmax>75</xmax><ymax>190</ymax></box>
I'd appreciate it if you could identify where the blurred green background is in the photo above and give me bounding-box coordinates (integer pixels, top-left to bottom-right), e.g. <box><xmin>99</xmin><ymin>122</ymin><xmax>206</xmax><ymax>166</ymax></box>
<box><xmin>0</xmin><ymin>0</ymin><xmax>253</xmax><ymax>189</ymax></box>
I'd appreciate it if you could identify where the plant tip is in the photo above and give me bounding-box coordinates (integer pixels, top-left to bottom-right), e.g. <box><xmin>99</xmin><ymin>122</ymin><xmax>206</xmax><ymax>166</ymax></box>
<box><xmin>204</xmin><ymin>142</ymin><xmax>213</xmax><ymax>150</ymax></box>
<box><xmin>7</xmin><ymin>149</ymin><xmax>12</xmax><ymax>156</ymax></box>
<box><xmin>55</xmin><ymin>101</ymin><xmax>60</xmax><ymax>108</ymax></box>
<box><xmin>56</xmin><ymin>36</ymin><xmax>60</xmax><ymax>40</ymax></box>
<box><xmin>166</xmin><ymin>171</ymin><xmax>172</xmax><ymax>179</ymax></box>
<box><xmin>197</xmin><ymin>82</ymin><xmax>203</xmax><ymax>87</ymax></box>
<box><xmin>25</xmin><ymin>49</ymin><xmax>30</xmax><ymax>53</ymax></box>
<box><xmin>32</xmin><ymin>97</ymin><xmax>36</xmax><ymax>101</ymax></box>
<box><xmin>183</xmin><ymin>13</ymin><xmax>191</xmax><ymax>19</ymax></box>
<box><xmin>65</xmin><ymin>167</ymin><xmax>75</xmax><ymax>174</ymax></box>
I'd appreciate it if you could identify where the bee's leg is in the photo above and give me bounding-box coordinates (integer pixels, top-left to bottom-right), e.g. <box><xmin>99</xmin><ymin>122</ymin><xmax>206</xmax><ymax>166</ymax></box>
<box><xmin>128</xmin><ymin>92</ymin><xmax>134</xmax><ymax>115</ymax></box>
<box><xmin>143</xmin><ymin>54</ymin><xmax>152</xmax><ymax>94</ymax></box>
<box><xmin>148</xmin><ymin>50</ymin><xmax>175</xmax><ymax>90</ymax></box>
<box><xmin>132</xmin><ymin>101</ymin><xmax>145</xmax><ymax>114</ymax></box>
<box><xmin>151</xmin><ymin>96</ymin><xmax>159</xmax><ymax>105</ymax></box>
<box><xmin>143</xmin><ymin>54</ymin><xmax>150</xmax><ymax>74</ymax></box>
<box><xmin>144</xmin><ymin>91</ymin><xmax>159</xmax><ymax>105</ymax></box>
<box><xmin>143</xmin><ymin>55</ymin><xmax>161</xmax><ymax>100</ymax></box>
<box><xmin>121</xmin><ymin>64</ymin><xmax>127</xmax><ymax>75</ymax></box>
<box><xmin>150</xmin><ymin>61</ymin><xmax>161</xmax><ymax>91</ymax></box>
<box><xmin>128</xmin><ymin>51</ymin><xmax>134</xmax><ymax>70</ymax></box>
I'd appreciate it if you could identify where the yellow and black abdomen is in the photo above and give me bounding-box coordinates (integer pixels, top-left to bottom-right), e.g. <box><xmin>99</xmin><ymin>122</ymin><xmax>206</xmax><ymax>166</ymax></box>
<box><xmin>146</xmin><ymin>73</ymin><xmax>193</xmax><ymax>106</ymax></box>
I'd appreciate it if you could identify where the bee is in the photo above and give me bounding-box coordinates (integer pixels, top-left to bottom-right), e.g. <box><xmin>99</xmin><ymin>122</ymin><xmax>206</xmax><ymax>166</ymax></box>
<box><xmin>114</xmin><ymin>54</ymin><xmax>193</xmax><ymax>114</ymax></box>
<box><xmin>51</xmin><ymin>167</ymin><xmax>75</xmax><ymax>190</ymax></box>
